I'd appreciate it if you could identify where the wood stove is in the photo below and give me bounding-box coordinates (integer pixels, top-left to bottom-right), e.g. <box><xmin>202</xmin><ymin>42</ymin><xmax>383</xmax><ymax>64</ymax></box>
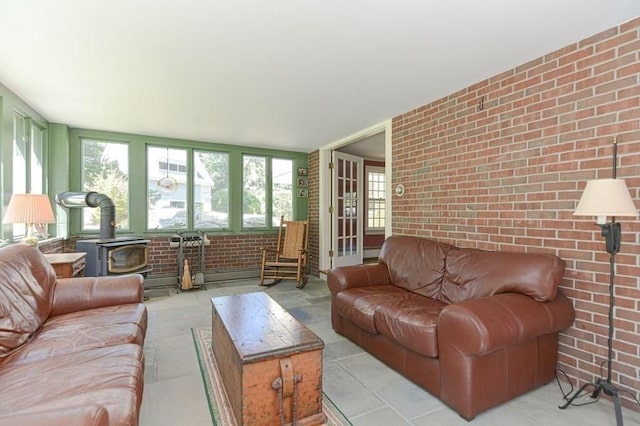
<box><xmin>55</xmin><ymin>191</ymin><xmax>152</xmax><ymax>277</ymax></box>
<box><xmin>76</xmin><ymin>237</ymin><xmax>151</xmax><ymax>277</ymax></box>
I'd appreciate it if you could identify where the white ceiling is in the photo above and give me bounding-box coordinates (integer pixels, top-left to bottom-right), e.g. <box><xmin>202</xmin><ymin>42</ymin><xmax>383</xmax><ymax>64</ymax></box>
<box><xmin>1</xmin><ymin>1</ymin><xmax>639</xmax><ymax>153</ymax></box>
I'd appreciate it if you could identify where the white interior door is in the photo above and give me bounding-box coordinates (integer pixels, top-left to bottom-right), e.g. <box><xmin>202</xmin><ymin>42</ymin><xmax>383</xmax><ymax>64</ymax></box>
<box><xmin>331</xmin><ymin>151</ymin><xmax>364</xmax><ymax>268</ymax></box>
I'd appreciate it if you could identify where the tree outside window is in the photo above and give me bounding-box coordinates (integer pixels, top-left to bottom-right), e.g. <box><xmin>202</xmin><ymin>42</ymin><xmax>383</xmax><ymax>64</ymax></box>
<box><xmin>242</xmin><ymin>155</ymin><xmax>293</xmax><ymax>228</ymax></box>
<box><xmin>81</xmin><ymin>139</ymin><xmax>129</xmax><ymax>230</ymax></box>
<box><xmin>272</xmin><ymin>158</ymin><xmax>293</xmax><ymax>226</ymax></box>
<box><xmin>243</xmin><ymin>156</ymin><xmax>266</xmax><ymax>227</ymax></box>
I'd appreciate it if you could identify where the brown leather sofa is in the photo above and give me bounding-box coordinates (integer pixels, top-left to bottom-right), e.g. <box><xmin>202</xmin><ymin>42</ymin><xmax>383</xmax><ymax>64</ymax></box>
<box><xmin>0</xmin><ymin>244</ymin><xmax>147</xmax><ymax>425</ymax></box>
<box><xmin>328</xmin><ymin>236</ymin><xmax>575</xmax><ymax>420</ymax></box>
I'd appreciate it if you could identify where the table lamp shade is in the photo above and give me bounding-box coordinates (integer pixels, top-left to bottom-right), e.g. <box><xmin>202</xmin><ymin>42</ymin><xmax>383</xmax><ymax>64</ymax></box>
<box><xmin>3</xmin><ymin>194</ymin><xmax>56</xmax><ymax>225</ymax></box>
<box><xmin>574</xmin><ymin>178</ymin><xmax>637</xmax><ymax>218</ymax></box>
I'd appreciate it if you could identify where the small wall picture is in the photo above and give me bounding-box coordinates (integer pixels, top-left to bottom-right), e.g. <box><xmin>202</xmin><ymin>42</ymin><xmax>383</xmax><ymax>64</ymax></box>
<box><xmin>297</xmin><ymin>167</ymin><xmax>308</xmax><ymax>176</ymax></box>
<box><xmin>297</xmin><ymin>177</ymin><xmax>308</xmax><ymax>187</ymax></box>
<box><xmin>297</xmin><ymin>189</ymin><xmax>308</xmax><ymax>198</ymax></box>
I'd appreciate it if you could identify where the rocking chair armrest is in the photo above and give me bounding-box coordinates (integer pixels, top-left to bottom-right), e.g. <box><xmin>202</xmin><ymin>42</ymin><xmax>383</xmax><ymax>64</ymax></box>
<box><xmin>260</xmin><ymin>246</ymin><xmax>278</xmax><ymax>253</ymax></box>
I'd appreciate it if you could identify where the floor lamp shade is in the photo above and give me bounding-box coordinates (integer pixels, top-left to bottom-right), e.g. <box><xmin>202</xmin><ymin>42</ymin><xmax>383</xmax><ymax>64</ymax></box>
<box><xmin>574</xmin><ymin>178</ymin><xmax>637</xmax><ymax>222</ymax></box>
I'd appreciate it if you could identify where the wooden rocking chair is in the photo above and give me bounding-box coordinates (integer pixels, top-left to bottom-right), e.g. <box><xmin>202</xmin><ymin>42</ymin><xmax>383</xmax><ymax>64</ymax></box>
<box><xmin>260</xmin><ymin>216</ymin><xmax>309</xmax><ymax>288</ymax></box>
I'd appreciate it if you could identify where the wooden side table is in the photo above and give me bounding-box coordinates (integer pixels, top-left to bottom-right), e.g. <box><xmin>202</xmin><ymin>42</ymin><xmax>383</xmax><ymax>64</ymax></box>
<box><xmin>44</xmin><ymin>252</ymin><xmax>87</xmax><ymax>278</ymax></box>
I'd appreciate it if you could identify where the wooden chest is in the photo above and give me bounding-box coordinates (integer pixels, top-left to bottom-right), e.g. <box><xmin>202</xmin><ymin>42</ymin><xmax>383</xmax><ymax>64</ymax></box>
<box><xmin>211</xmin><ymin>292</ymin><xmax>325</xmax><ymax>425</ymax></box>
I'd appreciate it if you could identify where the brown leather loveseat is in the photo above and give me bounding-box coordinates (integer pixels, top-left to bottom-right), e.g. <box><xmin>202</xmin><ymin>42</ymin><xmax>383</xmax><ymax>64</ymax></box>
<box><xmin>328</xmin><ymin>236</ymin><xmax>575</xmax><ymax>420</ymax></box>
<box><xmin>0</xmin><ymin>244</ymin><xmax>147</xmax><ymax>425</ymax></box>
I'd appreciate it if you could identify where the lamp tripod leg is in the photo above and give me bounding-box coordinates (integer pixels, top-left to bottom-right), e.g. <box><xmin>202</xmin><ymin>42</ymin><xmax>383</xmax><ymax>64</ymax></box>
<box><xmin>600</xmin><ymin>380</ymin><xmax>624</xmax><ymax>426</ymax></box>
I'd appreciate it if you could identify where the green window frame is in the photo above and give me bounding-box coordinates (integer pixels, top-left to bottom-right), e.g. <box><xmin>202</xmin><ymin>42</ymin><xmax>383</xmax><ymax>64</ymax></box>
<box><xmin>69</xmin><ymin>129</ymin><xmax>307</xmax><ymax>236</ymax></box>
<box><xmin>242</xmin><ymin>155</ymin><xmax>294</xmax><ymax>229</ymax></box>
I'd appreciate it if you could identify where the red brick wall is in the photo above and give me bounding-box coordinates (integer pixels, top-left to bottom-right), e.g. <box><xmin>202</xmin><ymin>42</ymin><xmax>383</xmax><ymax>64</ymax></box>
<box><xmin>308</xmin><ymin>150</ymin><xmax>320</xmax><ymax>276</ymax></box>
<box><xmin>392</xmin><ymin>18</ymin><xmax>640</xmax><ymax>408</ymax></box>
<box><xmin>147</xmin><ymin>233</ymin><xmax>278</xmax><ymax>276</ymax></box>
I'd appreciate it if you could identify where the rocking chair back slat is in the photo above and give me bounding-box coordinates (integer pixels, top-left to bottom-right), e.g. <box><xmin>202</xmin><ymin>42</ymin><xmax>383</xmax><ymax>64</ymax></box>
<box><xmin>260</xmin><ymin>216</ymin><xmax>310</xmax><ymax>288</ymax></box>
<box><xmin>281</xmin><ymin>221</ymin><xmax>308</xmax><ymax>259</ymax></box>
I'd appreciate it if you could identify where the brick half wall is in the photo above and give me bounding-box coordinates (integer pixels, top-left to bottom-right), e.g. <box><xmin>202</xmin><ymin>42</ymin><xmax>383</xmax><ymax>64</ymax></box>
<box><xmin>148</xmin><ymin>232</ymin><xmax>279</xmax><ymax>277</ymax></box>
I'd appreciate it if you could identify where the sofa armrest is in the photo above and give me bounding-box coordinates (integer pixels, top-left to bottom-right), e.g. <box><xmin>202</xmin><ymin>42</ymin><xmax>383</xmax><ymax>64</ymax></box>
<box><xmin>327</xmin><ymin>263</ymin><xmax>391</xmax><ymax>294</ymax></box>
<box><xmin>0</xmin><ymin>405</ymin><xmax>109</xmax><ymax>426</ymax></box>
<box><xmin>50</xmin><ymin>274</ymin><xmax>145</xmax><ymax>317</ymax></box>
<box><xmin>438</xmin><ymin>291</ymin><xmax>575</xmax><ymax>356</ymax></box>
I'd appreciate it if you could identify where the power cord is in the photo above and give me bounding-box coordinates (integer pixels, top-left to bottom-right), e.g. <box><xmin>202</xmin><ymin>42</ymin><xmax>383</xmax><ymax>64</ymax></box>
<box><xmin>556</xmin><ymin>364</ymin><xmax>640</xmax><ymax>409</ymax></box>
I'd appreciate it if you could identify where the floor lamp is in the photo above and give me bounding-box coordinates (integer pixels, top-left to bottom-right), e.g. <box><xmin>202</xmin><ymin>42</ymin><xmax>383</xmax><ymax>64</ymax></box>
<box><xmin>559</xmin><ymin>139</ymin><xmax>638</xmax><ymax>425</ymax></box>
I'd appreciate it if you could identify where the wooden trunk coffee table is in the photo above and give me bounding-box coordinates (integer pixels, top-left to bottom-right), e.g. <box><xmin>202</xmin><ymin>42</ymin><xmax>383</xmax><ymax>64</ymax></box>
<box><xmin>211</xmin><ymin>292</ymin><xmax>325</xmax><ymax>425</ymax></box>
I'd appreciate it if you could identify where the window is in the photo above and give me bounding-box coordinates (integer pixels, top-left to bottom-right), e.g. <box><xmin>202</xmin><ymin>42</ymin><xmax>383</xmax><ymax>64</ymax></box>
<box><xmin>81</xmin><ymin>139</ymin><xmax>130</xmax><ymax>230</ymax></box>
<box><xmin>147</xmin><ymin>147</ymin><xmax>229</xmax><ymax>230</ymax></box>
<box><xmin>243</xmin><ymin>156</ymin><xmax>266</xmax><ymax>227</ymax></box>
<box><xmin>159</xmin><ymin>161</ymin><xmax>187</xmax><ymax>174</ymax></box>
<box><xmin>242</xmin><ymin>155</ymin><xmax>293</xmax><ymax>228</ymax></box>
<box><xmin>71</xmin><ymin>130</ymin><xmax>304</xmax><ymax>235</ymax></box>
<box><xmin>30</xmin><ymin>122</ymin><xmax>45</xmax><ymax>194</ymax></box>
<box><xmin>147</xmin><ymin>146</ymin><xmax>187</xmax><ymax>230</ymax></box>
<box><xmin>366</xmin><ymin>166</ymin><xmax>385</xmax><ymax>231</ymax></box>
<box><xmin>194</xmin><ymin>150</ymin><xmax>229</xmax><ymax>229</ymax></box>
<box><xmin>272</xmin><ymin>158</ymin><xmax>293</xmax><ymax>226</ymax></box>
<box><xmin>10</xmin><ymin>112</ymin><xmax>47</xmax><ymax>239</ymax></box>
<box><xmin>12</xmin><ymin>112</ymin><xmax>27</xmax><ymax>238</ymax></box>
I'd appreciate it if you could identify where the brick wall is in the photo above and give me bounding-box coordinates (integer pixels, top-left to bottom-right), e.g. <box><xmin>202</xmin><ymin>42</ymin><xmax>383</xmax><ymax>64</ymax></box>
<box><xmin>40</xmin><ymin>233</ymin><xmax>278</xmax><ymax>277</ymax></box>
<box><xmin>308</xmin><ymin>150</ymin><xmax>320</xmax><ymax>276</ymax></box>
<box><xmin>147</xmin><ymin>233</ymin><xmax>279</xmax><ymax>276</ymax></box>
<box><xmin>392</xmin><ymin>18</ymin><xmax>640</xmax><ymax>408</ymax></box>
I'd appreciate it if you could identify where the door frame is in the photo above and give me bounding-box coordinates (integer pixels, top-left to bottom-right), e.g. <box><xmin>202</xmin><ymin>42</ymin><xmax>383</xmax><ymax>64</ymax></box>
<box><xmin>318</xmin><ymin>119</ymin><xmax>392</xmax><ymax>275</ymax></box>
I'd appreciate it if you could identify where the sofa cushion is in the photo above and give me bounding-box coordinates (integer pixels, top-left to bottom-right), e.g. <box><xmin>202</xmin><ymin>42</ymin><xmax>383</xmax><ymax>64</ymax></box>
<box><xmin>0</xmin><ymin>344</ymin><xmax>143</xmax><ymax>426</ymax></box>
<box><xmin>0</xmin><ymin>404</ymin><xmax>109</xmax><ymax>426</ymax></box>
<box><xmin>335</xmin><ymin>285</ymin><xmax>411</xmax><ymax>334</ymax></box>
<box><xmin>379</xmin><ymin>236</ymin><xmax>453</xmax><ymax>298</ymax></box>
<box><xmin>374</xmin><ymin>293</ymin><xmax>447</xmax><ymax>358</ymax></box>
<box><xmin>440</xmin><ymin>248</ymin><xmax>566</xmax><ymax>304</ymax></box>
<box><xmin>2</xmin><ymin>304</ymin><xmax>147</xmax><ymax>365</ymax></box>
<box><xmin>0</xmin><ymin>245</ymin><xmax>56</xmax><ymax>356</ymax></box>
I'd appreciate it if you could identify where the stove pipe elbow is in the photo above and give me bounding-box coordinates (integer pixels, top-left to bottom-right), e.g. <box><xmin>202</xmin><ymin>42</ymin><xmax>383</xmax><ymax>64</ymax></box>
<box><xmin>54</xmin><ymin>191</ymin><xmax>116</xmax><ymax>240</ymax></box>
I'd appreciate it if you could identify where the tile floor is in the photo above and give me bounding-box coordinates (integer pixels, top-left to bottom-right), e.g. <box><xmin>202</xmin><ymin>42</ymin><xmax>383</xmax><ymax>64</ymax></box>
<box><xmin>140</xmin><ymin>277</ymin><xmax>640</xmax><ymax>426</ymax></box>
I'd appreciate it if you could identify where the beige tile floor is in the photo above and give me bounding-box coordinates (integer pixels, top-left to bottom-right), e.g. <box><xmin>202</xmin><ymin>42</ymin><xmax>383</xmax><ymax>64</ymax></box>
<box><xmin>140</xmin><ymin>277</ymin><xmax>640</xmax><ymax>426</ymax></box>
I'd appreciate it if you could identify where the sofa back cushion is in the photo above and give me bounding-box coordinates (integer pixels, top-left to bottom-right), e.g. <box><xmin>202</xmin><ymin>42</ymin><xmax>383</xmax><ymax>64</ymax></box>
<box><xmin>439</xmin><ymin>247</ymin><xmax>565</xmax><ymax>304</ymax></box>
<box><xmin>379</xmin><ymin>236</ymin><xmax>453</xmax><ymax>298</ymax></box>
<box><xmin>0</xmin><ymin>244</ymin><xmax>56</xmax><ymax>356</ymax></box>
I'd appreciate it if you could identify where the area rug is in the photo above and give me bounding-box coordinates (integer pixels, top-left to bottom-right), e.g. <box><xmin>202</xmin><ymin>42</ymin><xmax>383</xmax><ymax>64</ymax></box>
<box><xmin>191</xmin><ymin>328</ymin><xmax>351</xmax><ymax>425</ymax></box>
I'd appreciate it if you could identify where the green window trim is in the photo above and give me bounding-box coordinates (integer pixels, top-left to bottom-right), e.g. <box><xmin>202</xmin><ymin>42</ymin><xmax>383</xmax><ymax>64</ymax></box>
<box><xmin>67</xmin><ymin>128</ymin><xmax>308</xmax><ymax>237</ymax></box>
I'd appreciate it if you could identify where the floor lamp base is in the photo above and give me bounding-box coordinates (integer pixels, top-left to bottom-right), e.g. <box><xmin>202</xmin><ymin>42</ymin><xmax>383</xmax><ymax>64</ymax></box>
<box><xmin>559</xmin><ymin>378</ymin><xmax>624</xmax><ymax>425</ymax></box>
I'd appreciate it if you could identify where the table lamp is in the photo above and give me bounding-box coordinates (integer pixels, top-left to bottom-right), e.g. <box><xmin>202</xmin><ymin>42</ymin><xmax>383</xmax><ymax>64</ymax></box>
<box><xmin>2</xmin><ymin>193</ymin><xmax>56</xmax><ymax>245</ymax></box>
